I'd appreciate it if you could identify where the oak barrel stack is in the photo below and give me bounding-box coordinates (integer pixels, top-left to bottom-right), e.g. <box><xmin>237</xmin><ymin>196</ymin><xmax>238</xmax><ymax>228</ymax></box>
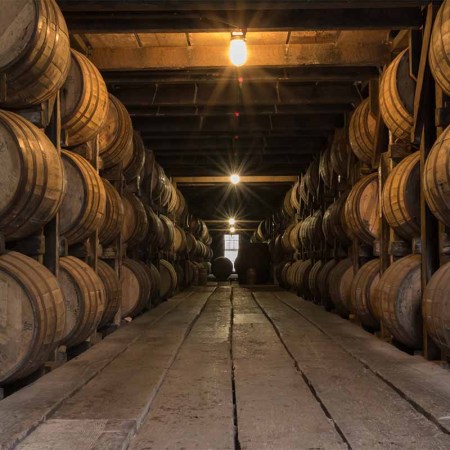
<box><xmin>0</xmin><ymin>0</ymin><xmax>70</xmax><ymax>108</ymax></box>
<box><xmin>0</xmin><ymin>110</ymin><xmax>66</xmax><ymax>240</ymax></box>
<box><xmin>0</xmin><ymin>252</ymin><xmax>65</xmax><ymax>385</ymax></box>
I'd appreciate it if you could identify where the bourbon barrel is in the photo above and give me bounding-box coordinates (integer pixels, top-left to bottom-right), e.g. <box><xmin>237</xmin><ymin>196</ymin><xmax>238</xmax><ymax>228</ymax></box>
<box><xmin>293</xmin><ymin>259</ymin><xmax>313</xmax><ymax>298</ymax></box>
<box><xmin>329</xmin><ymin>258</ymin><xmax>353</xmax><ymax>317</ymax></box>
<box><xmin>423</xmin><ymin>124</ymin><xmax>450</xmax><ymax>227</ymax></box>
<box><xmin>423</xmin><ymin>260</ymin><xmax>450</xmax><ymax>352</ymax></box>
<box><xmin>322</xmin><ymin>194</ymin><xmax>351</xmax><ymax>246</ymax></box>
<box><xmin>159</xmin><ymin>259</ymin><xmax>178</xmax><ymax>299</ymax></box>
<box><xmin>0</xmin><ymin>0</ymin><xmax>70</xmax><ymax>108</ymax></box>
<box><xmin>96</xmin><ymin>260</ymin><xmax>121</xmax><ymax>328</ymax></box>
<box><xmin>98</xmin><ymin>94</ymin><xmax>133</xmax><ymax>169</ymax></box>
<box><xmin>317</xmin><ymin>259</ymin><xmax>338</xmax><ymax>309</ymax></box>
<box><xmin>344</xmin><ymin>173</ymin><xmax>379</xmax><ymax>245</ymax></box>
<box><xmin>160</xmin><ymin>215</ymin><xmax>175</xmax><ymax>251</ymax></box>
<box><xmin>120</xmin><ymin>258</ymin><xmax>152</xmax><ymax>318</ymax></box>
<box><xmin>380</xmin><ymin>49</ymin><xmax>415</xmax><ymax>141</ymax></box>
<box><xmin>152</xmin><ymin>163</ymin><xmax>172</xmax><ymax>207</ymax></box>
<box><xmin>350</xmin><ymin>259</ymin><xmax>380</xmax><ymax>329</ymax></box>
<box><xmin>145</xmin><ymin>206</ymin><xmax>166</xmax><ymax>250</ymax></box>
<box><xmin>121</xmin><ymin>193</ymin><xmax>149</xmax><ymax>247</ymax></box>
<box><xmin>330</xmin><ymin>128</ymin><xmax>350</xmax><ymax>178</ymax></box>
<box><xmin>99</xmin><ymin>179</ymin><xmax>124</xmax><ymax>247</ymax></box>
<box><xmin>61</xmin><ymin>49</ymin><xmax>109</xmax><ymax>146</ymax></box>
<box><xmin>349</xmin><ymin>98</ymin><xmax>376</xmax><ymax>165</ymax></box>
<box><xmin>430</xmin><ymin>0</ymin><xmax>450</xmax><ymax>96</ymax></box>
<box><xmin>0</xmin><ymin>110</ymin><xmax>65</xmax><ymax>241</ymax></box>
<box><xmin>123</xmin><ymin>131</ymin><xmax>146</xmax><ymax>181</ymax></box>
<box><xmin>60</xmin><ymin>150</ymin><xmax>106</xmax><ymax>245</ymax></box>
<box><xmin>299</xmin><ymin>211</ymin><xmax>323</xmax><ymax>249</ymax></box>
<box><xmin>149</xmin><ymin>263</ymin><xmax>161</xmax><ymax>305</ymax></box>
<box><xmin>375</xmin><ymin>254</ymin><xmax>422</xmax><ymax>348</ymax></box>
<box><xmin>59</xmin><ymin>256</ymin><xmax>105</xmax><ymax>348</ymax></box>
<box><xmin>212</xmin><ymin>256</ymin><xmax>233</xmax><ymax>281</ymax></box>
<box><xmin>319</xmin><ymin>146</ymin><xmax>336</xmax><ymax>189</ymax></box>
<box><xmin>173</xmin><ymin>224</ymin><xmax>187</xmax><ymax>254</ymax></box>
<box><xmin>304</xmin><ymin>159</ymin><xmax>320</xmax><ymax>198</ymax></box>
<box><xmin>281</xmin><ymin>222</ymin><xmax>297</xmax><ymax>253</ymax></box>
<box><xmin>382</xmin><ymin>151</ymin><xmax>420</xmax><ymax>240</ymax></box>
<box><xmin>0</xmin><ymin>252</ymin><xmax>65</xmax><ymax>384</ymax></box>
<box><xmin>308</xmin><ymin>260</ymin><xmax>324</xmax><ymax>301</ymax></box>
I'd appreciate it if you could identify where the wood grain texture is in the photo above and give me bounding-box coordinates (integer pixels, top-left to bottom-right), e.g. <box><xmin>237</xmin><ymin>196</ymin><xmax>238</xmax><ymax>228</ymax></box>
<box><xmin>0</xmin><ymin>251</ymin><xmax>65</xmax><ymax>384</ymax></box>
<box><xmin>0</xmin><ymin>0</ymin><xmax>70</xmax><ymax>107</ymax></box>
<box><xmin>0</xmin><ymin>110</ymin><xmax>65</xmax><ymax>241</ymax></box>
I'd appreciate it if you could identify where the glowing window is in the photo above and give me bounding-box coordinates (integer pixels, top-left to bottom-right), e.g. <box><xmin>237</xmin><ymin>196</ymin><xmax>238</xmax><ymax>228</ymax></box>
<box><xmin>224</xmin><ymin>234</ymin><xmax>239</xmax><ymax>269</ymax></box>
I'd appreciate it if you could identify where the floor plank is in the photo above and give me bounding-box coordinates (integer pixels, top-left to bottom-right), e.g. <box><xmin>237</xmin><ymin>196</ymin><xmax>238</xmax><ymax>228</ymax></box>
<box><xmin>129</xmin><ymin>286</ymin><xmax>235</xmax><ymax>450</ymax></box>
<box><xmin>16</xmin><ymin>288</ymin><xmax>215</xmax><ymax>450</ymax></box>
<box><xmin>255</xmin><ymin>291</ymin><xmax>450</xmax><ymax>450</ymax></box>
<box><xmin>233</xmin><ymin>288</ymin><xmax>347</xmax><ymax>450</ymax></box>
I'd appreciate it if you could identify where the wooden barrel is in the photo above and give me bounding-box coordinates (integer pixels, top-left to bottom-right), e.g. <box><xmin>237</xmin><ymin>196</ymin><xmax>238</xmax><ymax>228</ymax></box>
<box><xmin>59</xmin><ymin>256</ymin><xmax>105</xmax><ymax>348</ymax></box>
<box><xmin>375</xmin><ymin>254</ymin><xmax>422</xmax><ymax>348</ymax></box>
<box><xmin>123</xmin><ymin>131</ymin><xmax>146</xmax><ymax>181</ymax></box>
<box><xmin>423</xmin><ymin>260</ymin><xmax>450</xmax><ymax>352</ymax></box>
<box><xmin>281</xmin><ymin>222</ymin><xmax>296</xmax><ymax>253</ymax></box>
<box><xmin>96</xmin><ymin>260</ymin><xmax>121</xmax><ymax>328</ymax></box>
<box><xmin>149</xmin><ymin>263</ymin><xmax>161</xmax><ymax>305</ymax></box>
<box><xmin>317</xmin><ymin>259</ymin><xmax>337</xmax><ymax>309</ymax></box>
<box><xmin>152</xmin><ymin>162</ymin><xmax>172</xmax><ymax>207</ymax></box>
<box><xmin>0</xmin><ymin>0</ymin><xmax>70</xmax><ymax>108</ymax></box>
<box><xmin>173</xmin><ymin>224</ymin><xmax>187</xmax><ymax>254</ymax></box>
<box><xmin>350</xmin><ymin>259</ymin><xmax>380</xmax><ymax>329</ymax></box>
<box><xmin>168</xmin><ymin>187</ymin><xmax>188</xmax><ymax>222</ymax></box>
<box><xmin>308</xmin><ymin>260</ymin><xmax>324</xmax><ymax>301</ymax></box>
<box><xmin>304</xmin><ymin>159</ymin><xmax>320</xmax><ymax>198</ymax></box>
<box><xmin>0</xmin><ymin>251</ymin><xmax>65</xmax><ymax>384</ymax></box>
<box><xmin>423</xmin><ymin>125</ymin><xmax>450</xmax><ymax>227</ymax></box>
<box><xmin>0</xmin><ymin>110</ymin><xmax>65</xmax><ymax>241</ymax></box>
<box><xmin>319</xmin><ymin>146</ymin><xmax>337</xmax><ymax>189</ymax></box>
<box><xmin>349</xmin><ymin>98</ymin><xmax>376</xmax><ymax>165</ymax></box>
<box><xmin>159</xmin><ymin>259</ymin><xmax>178</xmax><ymax>298</ymax></box>
<box><xmin>299</xmin><ymin>175</ymin><xmax>308</xmax><ymax>204</ymax></box>
<box><xmin>61</xmin><ymin>49</ymin><xmax>108</xmax><ymax>146</ymax></box>
<box><xmin>286</xmin><ymin>260</ymin><xmax>300</xmax><ymax>289</ymax></box>
<box><xmin>60</xmin><ymin>150</ymin><xmax>106</xmax><ymax>245</ymax></box>
<box><xmin>382</xmin><ymin>151</ymin><xmax>420</xmax><ymax>240</ymax></box>
<box><xmin>145</xmin><ymin>206</ymin><xmax>166</xmax><ymax>250</ymax></box>
<box><xmin>322</xmin><ymin>194</ymin><xmax>351</xmax><ymax>246</ymax></box>
<box><xmin>430</xmin><ymin>0</ymin><xmax>450</xmax><ymax>96</ymax></box>
<box><xmin>293</xmin><ymin>259</ymin><xmax>313</xmax><ymax>298</ymax></box>
<box><xmin>299</xmin><ymin>211</ymin><xmax>323</xmax><ymax>248</ymax></box>
<box><xmin>212</xmin><ymin>256</ymin><xmax>233</xmax><ymax>281</ymax></box>
<box><xmin>380</xmin><ymin>49</ymin><xmax>415</xmax><ymax>141</ymax></box>
<box><xmin>160</xmin><ymin>214</ymin><xmax>175</xmax><ymax>251</ymax></box>
<box><xmin>121</xmin><ymin>193</ymin><xmax>149</xmax><ymax>247</ymax></box>
<box><xmin>277</xmin><ymin>261</ymin><xmax>291</xmax><ymax>288</ymax></box>
<box><xmin>197</xmin><ymin>262</ymin><xmax>208</xmax><ymax>286</ymax></box>
<box><xmin>99</xmin><ymin>179</ymin><xmax>124</xmax><ymax>247</ymax></box>
<box><xmin>345</xmin><ymin>173</ymin><xmax>379</xmax><ymax>245</ymax></box>
<box><xmin>120</xmin><ymin>258</ymin><xmax>151</xmax><ymax>318</ymax></box>
<box><xmin>330</xmin><ymin>128</ymin><xmax>350</xmax><ymax>178</ymax></box>
<box><xmin>329</xmin><ymin>258</ymin><xmax>353</xmax><ymax>317</ymax></box>
<box><xmin>98</xmin><ymin>94</ymin><xmax>133</xmax><ymax>169</ymax></box>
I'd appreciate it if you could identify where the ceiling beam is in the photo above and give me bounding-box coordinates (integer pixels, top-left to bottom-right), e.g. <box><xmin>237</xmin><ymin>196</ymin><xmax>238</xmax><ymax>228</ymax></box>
<box><xmin>90</xmin><ymin>42</ymin><xmax>389</xmax><ymax>70</ymax></box>
<box><xmin>103</xmin><ymin>67</ymin><xmax>380</xmax><ymax>85</ymax></box>
<box><xmin>173</xmin><ymin>175</ymin><xmax>298</xmax><ymax>184</ymax></box>
<box><xmin>64</xmin><ymin>8</ymin><xmax>422</xmax><ymax>32</ymax></box>
<box><xmin>59</xmin><ymin>2</ymin><xmax>433</xmax><ymax>12</ymax></box>
<box><xmin>114</xmin><ymin>82</ymin><xmax>360</xmax><ymax>107</ymax></box>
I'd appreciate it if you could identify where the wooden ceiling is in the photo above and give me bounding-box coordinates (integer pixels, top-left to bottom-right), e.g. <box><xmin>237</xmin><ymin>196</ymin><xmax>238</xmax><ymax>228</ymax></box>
<box><xmin>59</xmin><ymin>0</ymin><xmax>432</xmax><ymax>222</ymax></box>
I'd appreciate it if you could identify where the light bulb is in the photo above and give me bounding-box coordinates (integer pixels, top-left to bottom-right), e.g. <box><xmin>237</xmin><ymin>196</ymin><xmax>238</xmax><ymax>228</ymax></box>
<box><xmin>230</xmin><ymin>174</ymin><xmax>240</xmax><ymax>185</ymax></box>
<box><xmin>229</xmin><ymin>218</ymin><xmax>236</xmax><ymax>225</ymax></box>
<box><xmin>229</xmin><ymin>34</ymin><xmax>247</xmax><ymax>67</ymax></box>
<box><xmin>230</xmin><ymin>226</ymin><xmax>236</xmax><ymax>233</ymax></box>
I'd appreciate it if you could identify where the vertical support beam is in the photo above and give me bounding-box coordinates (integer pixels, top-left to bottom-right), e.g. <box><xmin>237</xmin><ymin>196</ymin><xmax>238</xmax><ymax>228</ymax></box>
<box><xmin>412</xmin><ymin>4</ymin><xmax>441</xmax><ymax>360</ymax></box>
<box><xmin>43</xmin><ymin>92</ymin><xmax>61</xmax><ymax>277</ymax></box>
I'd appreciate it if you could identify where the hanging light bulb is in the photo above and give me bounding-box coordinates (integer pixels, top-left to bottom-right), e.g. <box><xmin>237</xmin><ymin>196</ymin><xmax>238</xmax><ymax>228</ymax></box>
<box><xmin>230</xmin><ymin>226</ymin><xmax>236</xmax><ymax>233</ymax></box>
<box><xmin>230</xmin><ymin>173</ymin><xmax>240</xmax><ymax>185</ymax></box>
<box><xmin>229</xmin><ymin>31</ymin><xmax>247</xmax><ymax>67</ymax></box>
<box><xmin>229</xmin><ymin>218</ymin><xmax>236</xmax><ymax>226</ymax></box>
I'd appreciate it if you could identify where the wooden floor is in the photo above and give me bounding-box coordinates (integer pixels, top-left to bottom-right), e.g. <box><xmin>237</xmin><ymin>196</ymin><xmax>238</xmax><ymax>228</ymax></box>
<box><xmin>2</xmin><ymin>284</ymin><xmax>450</xmax><ymax>449</ymax></box>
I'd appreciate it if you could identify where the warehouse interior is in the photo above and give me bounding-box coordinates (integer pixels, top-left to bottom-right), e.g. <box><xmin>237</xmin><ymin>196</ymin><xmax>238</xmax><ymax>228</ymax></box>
<box><xmin>2</xmin><ymin>0</ymin><xmax>450</xmax><ymax>449</ymax></box>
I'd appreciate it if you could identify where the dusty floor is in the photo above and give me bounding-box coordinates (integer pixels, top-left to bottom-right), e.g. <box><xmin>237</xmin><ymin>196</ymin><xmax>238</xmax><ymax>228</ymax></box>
<box><xmin>2</xmin><ymin>284</ymin><xmax>450</xmax><ymax>449</ymax></box>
